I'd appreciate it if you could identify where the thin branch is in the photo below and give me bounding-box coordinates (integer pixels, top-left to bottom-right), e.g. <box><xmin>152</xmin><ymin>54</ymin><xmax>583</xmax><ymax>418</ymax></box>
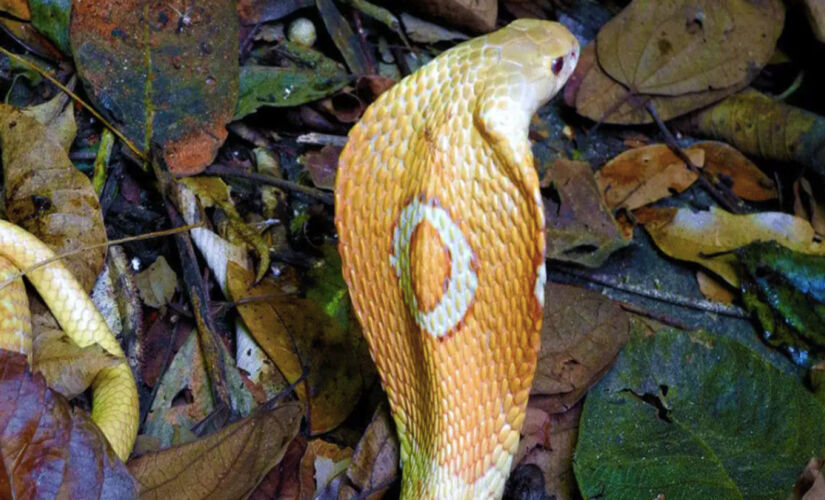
<box><xmin>204</xmin><ymin>164</ymin><xmax>334</xmax><ymax>205</ymax></box>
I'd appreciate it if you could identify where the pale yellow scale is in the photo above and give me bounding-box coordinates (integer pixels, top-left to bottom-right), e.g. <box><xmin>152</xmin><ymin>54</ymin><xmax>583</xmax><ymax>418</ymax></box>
<box><xmin>336</xmin><ymin>19</ymin><xmax>578</xmax><ymax>498</ymax></box>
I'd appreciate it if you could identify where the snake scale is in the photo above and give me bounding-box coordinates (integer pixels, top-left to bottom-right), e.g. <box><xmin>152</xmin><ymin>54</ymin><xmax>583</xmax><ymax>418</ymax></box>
<box><xmin>336</xmin><ymin>19</ymin><xmax>578</xmax><ymax>498</ymax></box>
<box><xmin>0</xmin><ymin>220</ymin><xmax>138</xmax><ymax>461</ymax></box>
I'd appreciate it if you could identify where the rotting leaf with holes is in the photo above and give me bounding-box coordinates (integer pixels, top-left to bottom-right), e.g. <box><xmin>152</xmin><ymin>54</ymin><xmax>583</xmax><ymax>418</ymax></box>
<box><xmin>738</xmin><ymin>241</ymin><xmax>825</xmax><ymax>362</ymax></box>
<box><xmin>574</xmin><ymin>327</ymin><xmax>825</xmax><ymax>498</ymax></box>
<box><xmin>227</xmin><ymin>261</ymin><xmax>362</xmax><ymax>434</ymax></box>
<box><xmin>70</xmin><ymin>0</ymin><xmax>238</xmax><ymax>175</ymax></box>
<box><xmin>0</xmin><ymin>350</ymin><xmax>137</xmax><ymax>499</ymax></box>
<box><xmin>129</xmin><ymin>402</ymin><xmax>302</xmax><ymax>499</ymax></box>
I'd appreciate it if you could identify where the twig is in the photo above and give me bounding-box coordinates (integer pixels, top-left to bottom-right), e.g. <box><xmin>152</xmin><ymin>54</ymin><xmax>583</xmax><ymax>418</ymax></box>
<box><xmin>204</xmin><ymin>164</ymin><xmax>334</xmax><ymax>205</ymax></box>
<box><xmin>551</xmin><ymin>264</ymin><xmax>749</xmax><ymax>319</ymax></box>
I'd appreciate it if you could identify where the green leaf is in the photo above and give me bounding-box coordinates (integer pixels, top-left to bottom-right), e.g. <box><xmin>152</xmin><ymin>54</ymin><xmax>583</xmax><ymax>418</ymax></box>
<box><xmin>574</xmin><ymin>327</ymin><xmax>825</xmax><ymax>499</ymax></box>
<box><xmin>236</xmin><ymin>41</ymin><xmax>348</xmax><ymax>119</ymax></box>
<box><xmin>30</xmin><ymin>0</ymin><xmax>70</xmax><ymax>54</ymax></box>
<box><xmin>738</xmin><ymin>241</ymin><xmax>825</xmax><ymax>361</ymax></box>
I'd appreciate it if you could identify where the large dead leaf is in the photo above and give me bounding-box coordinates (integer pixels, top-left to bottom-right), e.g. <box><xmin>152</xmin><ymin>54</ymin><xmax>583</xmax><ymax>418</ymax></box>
<box><xmin>595</xmin><ymin>144</ymin><xmax>703</xmax><ymax>210</ymax></box>
<box><xmin>129</xmin><ymin>402</ymin><xmax>302</xmax><ymax>500</ymax></box>
<box><xmin>0</xmin><ymin>103</ymin><xmax>106</xmax><ymax>290</ymax></box>
<box><xmin>0</xmin><ymin>350</ymin><xmax>137</xmax><ymax>499</ymax></box>
<box><xmin>71</xmin><ymin>0</ymin><xmax>239</xmax><ymax>174</ymax></box>
<box><xmin>570</xmin><ymin>43</ymin><xmax>747</xmax><ymax>125</ymax></box>
<box><xmin>530</xmin><ymin>283</ymin><xmax>631</xmax><ymax>414</ymax></box>
<box><xmin>543</xmin><ymin>159</ymin><xmax>630</xmax><ymax>267</ymax></box>
<box><xmin>636</xmin><ymin>206</ymin><xmax>825</xmax><ymax>286</ymax></box>
<box><xmin>597</xmin><ymin>0</ymin><xmax>784</xmax><ymax>96</ymax></box>
<box><xmin>227</xmin><ymin>262</ymin><xmax>362</xmax><ymax>434</ymax></box>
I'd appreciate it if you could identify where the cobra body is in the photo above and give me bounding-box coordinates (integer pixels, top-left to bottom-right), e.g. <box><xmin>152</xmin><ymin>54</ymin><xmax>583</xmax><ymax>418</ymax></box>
<box><xmin>335</xmin><ymin>20</ymin><xmax>578</xmax><ymax>498</ymax></box>
<box><xmin>0</xmin><ymin>220</ymin><xmax>138</xmax><ymax>460</ymax></box>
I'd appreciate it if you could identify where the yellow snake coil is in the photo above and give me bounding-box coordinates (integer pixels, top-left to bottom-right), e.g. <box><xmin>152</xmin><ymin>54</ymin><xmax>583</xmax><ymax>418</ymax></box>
<box><xmin>336</xmin><ymin>19</ymin><xmax>579</xmax><ymax>498</ymax></box>
<box><xmin>0</xmin><ymin>220</ymin><xmax>138</xmax><ymax>460</ymax></box>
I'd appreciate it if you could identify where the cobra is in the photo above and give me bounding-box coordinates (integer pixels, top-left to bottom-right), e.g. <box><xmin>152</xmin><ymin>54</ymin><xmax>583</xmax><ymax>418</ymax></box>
<box><xmin>335</xmin><ymin>19</ymin><xmax>579</xmax><ymax>498</ymax></box>
<box><xmin>0</xmin><ymin>220</ymin><xmax>138</xmax><ymax>461</ymax></box>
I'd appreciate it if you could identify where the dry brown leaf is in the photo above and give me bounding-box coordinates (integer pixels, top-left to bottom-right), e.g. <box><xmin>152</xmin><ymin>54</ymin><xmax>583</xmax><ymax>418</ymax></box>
<box><xmin>0</xmin><ymin>0</ymin><xmax>30</xmax><ymax>19</ymax></box>
<box><xmin>516</xmin><ymin>403</ymin><xmax>583</xmax><ymax>499</ymax></box>
<box><xmin>635</xmin><ymin>206</ymin><xmax>825</xmax><ymax>286</ymax></box>
<box><xmin>248</xmin><ymin>435</ymin><xmax>307</xmax><ymax>500</ymax></box>
<box><xmin>405</xmin><ymin>0</ymin><xmax>497</xmax><ymax>33</ymax></box>
<box><xmin>0</xmin><ymin>104</ymin><xmax>106</xmax><ymax>291</ymax></box>
<box><xmin>344</xmin><ymin>405</ymin><xmax>399</xmax><ymax>500</ymax></box>
<box><xmin>595</xmin><ymin>144</ymin><xmax>703</xmax><ymax>210</ymax></box>
<box><xmin>227</xmin><ymin>262</ymin><xmax>362</xmax><ymax>434</ymax></box>
<box><xmin>802</xmin><ymin>0</ymin><xmax>825</xmax><ymax>42</ymax></box>
<box><xmin>598</xmin><ymin>0</ymin><xmax>784</xmax><ymax>96</ymax></box>
<box><xmin>570</xmin><ymin>43</ymin><xmax>746</xmax><ymax>124</ymax></box>
<box><xmin>304</xmin><ymin>145</ymin><xmax>342</xmax><ymax>191</ymax></box>
<box><xmin>695</xmin><ymin>270</ymin><xmax>735</xmax><ymax>304</ymax></box>
<box><xmin>135</xmin><ymin>256</ymin><xmax>179</xmax><ymax>308</ymax></box>
<box><xmin>32</xmin><ymin>326</ymin><xmax>120</xmax><ymax>399</ymax></box>
<box><xmin>691</xmin><ymin>141</ymin><xmax>777</xmax><ymax>201</ymax></box>
<box><xmin>299</xmin><ymin>439</ymin><xmax>353</xmax><ymax>499</ymax></box>
<box><xmin>0</xmin><ymin>350</ymin><xmax>136</xmax><ymax>499</ymax></box>
<box><xmin>129</xmin><ymin>402</ymin><xmax>302</xmax><ymax>500</ymax></box>
<box><xmin>543</xmin><ymin>158</ymin><xmax>629</xmax><ymax>267</ymax></box>
<box><xmin>531</xmin><ymin>283</ymin><xmax>630</xmax><ymax>414</ymax></box>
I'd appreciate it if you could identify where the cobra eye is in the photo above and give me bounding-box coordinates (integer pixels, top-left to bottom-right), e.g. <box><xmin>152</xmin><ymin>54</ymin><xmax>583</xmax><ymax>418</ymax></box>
<box><xmin>551</xmin><ymin>56</ymin><xmax>564</xmax><ymax>75</ymax></box>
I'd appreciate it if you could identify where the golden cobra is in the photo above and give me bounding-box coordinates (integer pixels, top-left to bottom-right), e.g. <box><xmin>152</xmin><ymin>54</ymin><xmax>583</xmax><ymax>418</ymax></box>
<box><xmin>0</xmin><ymin>220</ymin><xmax>138</xmax><ymax>461</ymax></box>
<box><xmin>336</xmin><ymin>19</ymin><xmax>579</xmax><ymax>498</ymax></box>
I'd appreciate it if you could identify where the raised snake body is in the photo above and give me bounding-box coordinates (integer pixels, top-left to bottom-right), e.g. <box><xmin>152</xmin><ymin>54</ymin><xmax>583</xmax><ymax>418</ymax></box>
<box><xmin>0</xmin><ymin>220</ymin><xmax>138</xmax><ymax>460</ymax></box>
<box><xmin>335</xmin><ymin>20</ymin><xmax>578</xmax><ymax>498</ymax></box>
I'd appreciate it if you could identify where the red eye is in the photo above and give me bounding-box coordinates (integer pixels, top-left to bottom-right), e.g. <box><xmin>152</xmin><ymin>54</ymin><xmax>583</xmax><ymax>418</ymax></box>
<box><xmin>551</xmin><ymin>57</ymin><xmax>564</xmax><ymax>75</ymax></box>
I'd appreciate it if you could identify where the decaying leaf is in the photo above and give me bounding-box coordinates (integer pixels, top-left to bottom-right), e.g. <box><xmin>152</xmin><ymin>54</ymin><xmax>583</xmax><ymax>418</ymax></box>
<box><xmin>679</xmin><ymin>89</ymin><xmax>825</xmax><ymax>179</ymax></box>
<box><xmin>304</xmin><ymin>145</ymin><xmax>342</xmax><ymax>191</ymax></box>
<box><xmin>738</xmin><ymin>241</ymin><xmax>825</xmax><ymax>358</ymax></box>
<box><xmin>0</xmin><ymin>103</ymin><xmax>106</xmax><ymax>291</ymax></box>
<box><xmin>531</xmin><ymin>283</ymin><xmax>630</xmax><ymax>414</ymax></box>
<box><xmin>543</xmin><ymin>158</ymin><xmax>629</xmax><ymax>267</ymax></box>
<box><xmin>636</xmin><ymin>206</ymin><xmax>825</xmax><ymax>286</ymax></box>
<box><xmin>343</xmin><ymin>405</ymin><xmax>400</xmax><ymax>500</ymax></box>
<box><xmin>135</xmin><ymin>256</ymin><xmax>179</xmax><ymax>309</ymax></box>
<box><xmin>227</xmin><ymin>262</ymin><xmax>362</xmax><ymax>434</ymax></box>
<box><xmin>71</xmin><ymin>0</ymin><xmax>239</xmax><ymax>174</ymax></box>
<box><xmin>597</xmin><ymin>0</ymin><xmax>784</xmax><ymax>96</ymax></box>
<box><xmin>129</xmin><ymin>402</ymin><xmax>303</xmax><ymax>500</ymax></box>
<box><xmin>0</xmin><ymin>350</ymin><xmax>137</xmax><ymax>499</ymax></box>
<box><xmin>299</xmin><ymin>438</ymin><xmax>353</xmax><ymax>498</ymax></box>
<box><xmin>32</xmin><ymin>326</ymin><xmax>120</xmax><ymax>399</ymax></box>
<box><xmin>236</xmin><ymin>41</ymin><xmax>349</xmax><ymax>119</ymax></box>
<box><xmin>316</xmin><ymin>0</ymin><xmax>373</xmax><ymax>75</ymax></box>
<box><xmin>595</xmin><ymin>144</ymin><xmax>703</xmax><ymax>210</ymax></box>
<box><xmin>691</xmin><ymin>140</ymin><xmax>777</xmax><ymax>201</ymax></box>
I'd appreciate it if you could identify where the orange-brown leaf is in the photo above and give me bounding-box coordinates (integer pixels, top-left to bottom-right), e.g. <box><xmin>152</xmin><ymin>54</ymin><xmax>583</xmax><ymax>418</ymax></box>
<box><xmin>691</xmin><ymin>141</ymin><xmax>777</xmax><ymax>201</ymax></box>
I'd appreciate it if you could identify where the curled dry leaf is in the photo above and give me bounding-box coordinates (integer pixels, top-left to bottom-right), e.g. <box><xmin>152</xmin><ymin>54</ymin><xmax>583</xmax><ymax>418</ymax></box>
<box><xmin>595</xmin><ymin>144</ymin><xmax>703</xmax><ymax>210</ymax></box>
<box><xmin>635</xmin><ymin>206</ymin><xmax>825</xmax><ymax>286</ymax></box>
<box><xmin>543</xmin><ymin>158</ymin><xmax>629</xmax><ymax>268</ymax></box>
<box><xmin>129</xmin><ymin>402</ymin><xmax>303</xmax><ymax>500</ymax></box>
<box><xmin>597</xmin><ymin>0</ymin><xmax>784</xmax><ymax>96</ymax></box>
<box><xmin>0</xmin><ymin>350</ymin><xmax>137</xmax><ymax>499</ymax></box>
<box><xmin>531</xmin><ymin>283</ymin><xmax>630</xmax><ymax>414</ymax></box>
